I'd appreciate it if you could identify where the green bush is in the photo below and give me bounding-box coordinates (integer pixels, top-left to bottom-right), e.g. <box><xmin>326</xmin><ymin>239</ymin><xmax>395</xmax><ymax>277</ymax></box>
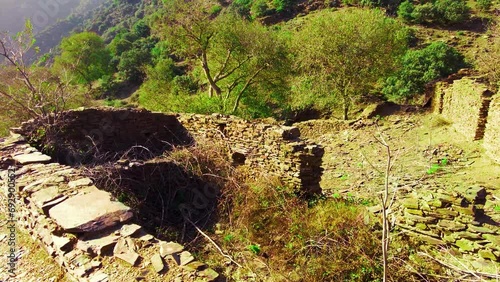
<box><xmin>231</xmin><ymin>0</ymin><xmax>253</xmax><ymax>17</ymax></box>
<box><xmin>251</xmin><ymin>0</ymin><xmax>270</xmax><ymax>18</ymax></box>
<box><xmin>382</xmin><ymin>41</ymin><xmax>467</xmax><ymax>101</ymax></box>
<box><xmin>397</xmin><ymin>1</ymin><xmax>415</xmax><ymax>23</ymax></box>
<box><xmin>398</xmin><ymin>0</ymin><xmax>470</xmax><ymax>25</ymax></box>
<box><xmin>477</xmin><ymin>0</ymin><xmax>493</xmax><ymax>11</ymax></box>
<box><xmin>434</xmin><ymin>0</ymin><xmax>470</xmax><ymax>24</ymax></box>
<box><xmin>273</xmin><ymin>0</ymin><xmax>293</xmax><ymax>12</ymax></box>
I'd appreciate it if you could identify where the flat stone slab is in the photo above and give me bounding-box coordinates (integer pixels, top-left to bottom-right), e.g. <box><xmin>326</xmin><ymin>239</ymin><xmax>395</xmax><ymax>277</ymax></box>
<box><xmin>13</xmin><ymin>152</ymin><xmax>51</xmax><ymax>164</ymax></box>
<box><xmin>68</xmin><ymin>178</ymin><xmax>93</xmax><ymax>188</ymax></box>
<box><xmin>114</xmin><ymin>238</ymin><xmax>140</xmax><ymax>266</ymax></box>
<box><xmin>160</xmin><ymin>242</ymin><xmax>184</xmax><ymax>257</ymax></box>
<box><xmin>120</xmin><ymin>223</ymin><xmax>142</xmax><ymax>237</ymax></box>
<box><xmin>52</xmin><ymin>235</ymin><xmax>71</xmax><ymax>251</ymax></box>
<box><xmin>48</xmin><ymin>190</ymin><xmax>132</xmax><ymax>232</ymax></box>
<box><xmin>150</xmin><ymin>253</ymin><xmax>164</xmax><ymax>273</ymax></box>
<box><xmin>83</xmin><ymin>234</ymin><xmax>120</xmax><ymax>255</ymax></box>
<box><xmin>31</xmin><ymin>186</ymin><xmax>63</xmax><ymax>209</ymax></box>
<box><xmin>179</xmin><ymin>251</ymin><xmax>195</xmax><ymax>266</ymax></box>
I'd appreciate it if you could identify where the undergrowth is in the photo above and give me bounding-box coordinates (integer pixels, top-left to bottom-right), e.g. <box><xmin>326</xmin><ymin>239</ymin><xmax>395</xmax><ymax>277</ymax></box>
<box><xmin>87</xmin><ymin>136</ymin><xmax>429</xmax><ymax>281</ymax></box>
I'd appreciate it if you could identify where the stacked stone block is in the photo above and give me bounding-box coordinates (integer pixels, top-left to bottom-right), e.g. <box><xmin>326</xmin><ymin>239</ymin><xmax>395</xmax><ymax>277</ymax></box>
<box><xmin>177</xmin><ymin>113</ymin><xmax>324</xmax><ymax>195</ymax></box>
<box><xmin>399</xmin><ymin>185</ymin><xmax>500</xmax><ymax>262</ymax></box>
<box><xmin>439</xmin><ymin>77</ymin><xmax>494</xmax><ymax>140</ymax></box>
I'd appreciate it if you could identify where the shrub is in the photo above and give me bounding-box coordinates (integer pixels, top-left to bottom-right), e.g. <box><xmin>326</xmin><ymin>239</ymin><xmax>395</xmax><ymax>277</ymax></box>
<box><xmin>251</xmin><ymin>0</ymin><xmax>270</xmax><ymax>18</ymax></box>
<box><xmin>398</xmin><ymin>0</ymin><xmax>470</xmax><ymax>25</ymax></box>
<box><xmin>477</xmin><ymin>0</ymin><xmax>493</xmax><ymax>11</ymax></box>
<box><xmin>382</xmin><ymin>41</ymin><xmax>467</xmax><ymax>101</ymax></box>
<box><xmin>397</xmin><ymin>0</ymin><xmax>415</xmax><ymax>23</ymax></box>
<box><xmin>434</xmin><ymin>0</ymin><xmax>470</xmax><ymax>24</ymax></box>
<box><xmin>231</xmin><ymin>0</ymin><xmax>253</xmax><ymax>17</ymax></box>
<box><xmin>273</xmin><ymin>0</ymin><xmax>293</xmax><ymax>12</ymax></box>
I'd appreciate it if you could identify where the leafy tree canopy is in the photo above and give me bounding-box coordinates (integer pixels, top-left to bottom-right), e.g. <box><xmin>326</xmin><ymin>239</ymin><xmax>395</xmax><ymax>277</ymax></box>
<box><xmin>292</xmin><ymin>8</ymin><xmax>408</xmax><ymax>120</ymax></box>
<box><xmin>53</xmin><ymin>32</ymin><xmax>112</xmax><ymax>86</ymax></box>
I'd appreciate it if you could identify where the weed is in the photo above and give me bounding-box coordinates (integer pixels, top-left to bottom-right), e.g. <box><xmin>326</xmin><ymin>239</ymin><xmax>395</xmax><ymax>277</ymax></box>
<box><xmin>247</xmin><ymin>244</ymin><xmax>261</xmax><ymax>255</ymax></box>
<box><xmin>427</xmin><ymin>157</ymin><xmax>449</xmax><ymax>174</ymax></box>
<box><xmin>224</xmin><ymin>234</ymin><xmax>235</xmax><ymax>242</ymax></box>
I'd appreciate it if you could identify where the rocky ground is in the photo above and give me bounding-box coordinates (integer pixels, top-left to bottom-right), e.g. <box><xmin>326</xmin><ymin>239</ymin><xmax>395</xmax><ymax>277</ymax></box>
<box><xmin>296</xmin><ymin>111</ymin><xmax>500</xmax><ymax>200</ymax></box>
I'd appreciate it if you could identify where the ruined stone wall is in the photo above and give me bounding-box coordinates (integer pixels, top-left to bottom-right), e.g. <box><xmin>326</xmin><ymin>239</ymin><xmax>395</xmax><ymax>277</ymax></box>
<box><xmin>13</xmin><ymin>109</ymin><xmax>324</xmax><ymax>194</ymax></box>
<box><xmin>12</xmin><ymin>108</ymin><xmax>193</xmax><ymax>164</ymax></box>
<box><xmin>484</xmin><ymin>94</ymin><xmax>500</xmax><ymax>164</ymax></box>
<box><xmin>398</xmin><ymin>184</ymin><xmax>500</xmax><ymax>263</ymax></box>
<box><xmin>438</xmin><ymin>77</ymin><xmax>494</xmax><ymax>140</ymax></box>
<box><xmin>433</xmin><ymin>76</ymin><xmax>500</xmax><ymax>163</ymax></box>
<box><xmin>176</xmin><ymin>113</ymin><xmax>324</xmax><ymax>195</ymax></box>
<box><xmin>0</xmin><ymin>134</ymin><xmax>218</xmax><ymax>282</ymax></box>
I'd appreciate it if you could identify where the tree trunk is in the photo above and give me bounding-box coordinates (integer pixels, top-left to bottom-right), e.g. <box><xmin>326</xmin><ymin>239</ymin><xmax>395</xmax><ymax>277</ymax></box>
<box><xmin>343</xmin><ymin>101</ymin><xmax>349</xmax><ymax>120</ymax></box>
<box><xmin>201</xmin><ymin>52</ymin><xmax>221</xmax><ymax>97</ymax></box>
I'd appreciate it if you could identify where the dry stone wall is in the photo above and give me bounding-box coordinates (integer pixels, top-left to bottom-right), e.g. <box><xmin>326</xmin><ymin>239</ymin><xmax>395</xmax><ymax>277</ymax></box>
<box><xmin>436</xmin><ymin>77</ymin><xmax>494</xmax><ymax>140</ymax></box>
<box><xmin>0</xmin><ymin>133</ymin><xmax>219</xmax><ymax>282</ymax></box>
<box><xmin>0</xmin><ymin>108</ymin><xmax>325</xmax><ymax>281</ymax></box>
<box><xmin>176</xmin><ymin>113</ymin><xmax>324</xmax><ymax>195</ymax></box>
<box><xmin>397</xmin><ymin>184</ymin><xmax>500</xmax><ymax>264</ymax></box>
<box><xmin>12</xmin><ymin>108</ymin><xmax>193</xmax><ymax>164</ymax></box>
<box><xmin>433</xmin><ymin>75</ymin><xmax>499</xmax><ymax>163</ymax></box>
<box><xmin>484</xmin><ymin>94</ymin><xmax>500</xmax><ymax>164</ymax></box>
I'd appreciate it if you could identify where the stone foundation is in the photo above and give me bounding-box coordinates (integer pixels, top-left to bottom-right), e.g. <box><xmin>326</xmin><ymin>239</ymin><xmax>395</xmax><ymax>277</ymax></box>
<box><xmin>484</xmin><ymin>94</ymin><xmax>500</xmax><ymax>164</ymax></box>
<box><xmin>0</xmin><ymin>134</ymin><xmax>219</xmax><ymax>282</ymax></box>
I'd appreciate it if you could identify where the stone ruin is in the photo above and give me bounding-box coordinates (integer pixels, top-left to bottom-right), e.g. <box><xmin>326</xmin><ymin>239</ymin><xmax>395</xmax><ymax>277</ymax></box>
<box><xmin>0</xmin><ymin>107</ymin><xmax>324</xmax><ymax>281</ymax></box>
<box><xmin>1</xmin><ymin>101</ymin><xmax>499</xmax><ymax>280</ymax></box>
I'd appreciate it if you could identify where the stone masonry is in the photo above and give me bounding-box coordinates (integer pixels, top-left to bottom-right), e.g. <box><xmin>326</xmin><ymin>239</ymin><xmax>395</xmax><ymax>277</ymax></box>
<box><xmin>0</xmin><ymin>108</ymin><xmax>325</xmax><ymax>281</ymax></box>
<box><xmin>397</xmin><ymin>184</ymin><xmax>500</xmax><ymax>265</ymax></box>
<box><xmin>177</xmin><ymin>113</ymin><xmax>324</xmax><ymax>195</ymax></box>
<box><xmin>432</xmin><ymin>74</ymin><xmax>499</xmax><ymax>164</ymax></box>
<box><xmin>0</xmin><ymin>133</ymin><xmax>219</xmax><ymax>282</ymax></box>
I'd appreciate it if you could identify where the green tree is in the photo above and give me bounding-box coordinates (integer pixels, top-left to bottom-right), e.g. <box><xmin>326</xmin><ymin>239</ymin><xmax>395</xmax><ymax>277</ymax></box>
<box><xmin>292</xmin><ymin>9</ymin><xmax>408</xmax><ymax>120</ymax></box>
<box><xmin>53</xmin><ymin>32</ymin><xmax>112</xmax><ymax>87</ymax></box>
<box><xmin>156</xmin><ymin>0</ymin><xmax>289</xmax><ymax>113</ymax></box>
<box><xmin>382</xmin><ymin>41</ymin><xmax>467</xmax><ymax>100</ymax></box>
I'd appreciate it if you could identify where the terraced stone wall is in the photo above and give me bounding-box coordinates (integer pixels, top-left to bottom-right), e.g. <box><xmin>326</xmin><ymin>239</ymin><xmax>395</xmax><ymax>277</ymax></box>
<box><xmin>0</xmin><ymin>134</ymin><xmax>219</xmax><ymax>282</ymax></box>
<box><xmin>433</xmin><ymin>76</ymin><xmax>499</xmax><ymax>163</ymax></box>
<box><xmin>13</xmin><ymin>109</ymin><xmax>324</xmax><ymax>194</ymax></box>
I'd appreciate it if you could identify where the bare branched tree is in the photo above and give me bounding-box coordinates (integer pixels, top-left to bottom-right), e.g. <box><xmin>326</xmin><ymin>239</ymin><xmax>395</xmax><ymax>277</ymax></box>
<box><xmin>0</xmin><ymin>20</ymin><xmax>85</xmax><ymax>131</ymax></box>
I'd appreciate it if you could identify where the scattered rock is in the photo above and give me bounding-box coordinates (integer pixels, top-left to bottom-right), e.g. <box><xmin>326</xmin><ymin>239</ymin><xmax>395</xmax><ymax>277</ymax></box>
<box><xmin>120</xmin><ymin>224</ymin><xmax>142</xmax><ymax>237</ymax></box>
<box><xmin>150</xmin><ymin>253</ymin><xmax>165</xmax><ymax>273</ymax></box>
<box><xmin>198</xmin><ymin>268</ymin><xmax>219</xmax><ymax>281</ymax></box>
<box><xmin>114</xmin><ymin>238</ymin><xmax>140</xmax><ymax>266</ymax></box>
<box><xmin>179</xmin><ymin>251</ymin><xmax>195</xmax><ymax>266</ymax></box>
<box><xmin>159</xmin><ymin>242</ymin><xmax>184</xmax><ymax>257</ymax></box>
<box><xmin>182</xmin><ymin>261</ymin><xmax>205</xmax><ymax>272</ymax></box>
